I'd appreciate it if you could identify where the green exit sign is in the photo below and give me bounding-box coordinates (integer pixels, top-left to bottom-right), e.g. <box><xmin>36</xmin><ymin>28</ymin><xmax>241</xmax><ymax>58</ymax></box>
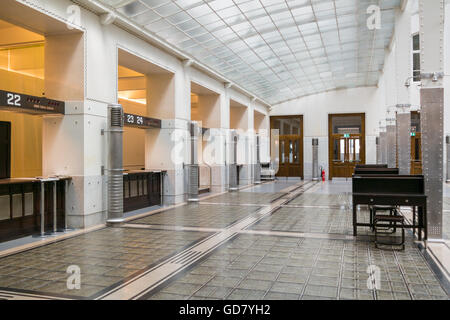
<box><xmin>411</xmin><ymin>132</ymin><xmax>416</xmax><ymax>137</ymax></box>
<box><xmin>344</xmin><ymin>134</ymin><xmax>350</xmax><ymax>138</ymax></box>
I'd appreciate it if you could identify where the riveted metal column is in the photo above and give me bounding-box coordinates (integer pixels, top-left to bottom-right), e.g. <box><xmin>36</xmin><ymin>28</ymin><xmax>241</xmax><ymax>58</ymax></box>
<box><xmin>376</xmin><ymin>136</ymin><xmax>381</xmax><ymax>164</ymax></box>
<box><xmin>419</xmin><ymin>0</ymin><xmax>445</xmax><ymax>239</ymax></box>
<box><xmin>379</xmin><ymin>121</ymin><xmax>387</xmax><ymax>165</ymax></box>
<box><xmin>396</xmin><ymin>105</ymin><xmax>411</xmax><ymax>175</ymax></box>
<box><xmin>447</xmin><ymin>136</ymin><xmax>450</xmax><ymax>182</ymax></box>
<box><xmin>386</xmin><ymin>109</ymin><xmax>397</xmax><ymax>168</ymax></box>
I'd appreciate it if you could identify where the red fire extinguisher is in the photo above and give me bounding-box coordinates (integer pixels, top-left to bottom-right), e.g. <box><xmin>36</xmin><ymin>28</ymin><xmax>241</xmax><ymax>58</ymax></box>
<box><xmin>321</xmin><ymin>169</ymin><xmax>326</xmax><ymax>182</ymax></box>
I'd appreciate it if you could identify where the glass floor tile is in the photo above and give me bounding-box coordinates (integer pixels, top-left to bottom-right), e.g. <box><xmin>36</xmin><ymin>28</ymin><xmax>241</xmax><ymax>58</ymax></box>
<box><xmin>129</xmin><ymin>204</ymin><xmax>262</xmax><ymax>228</ymax></box>
<box><xmin>0</xmin><ymin>228</ymin><xmax>210</xmax><ymax>299</ymax></box>
<box><xmin>201</xmin><ymin>192</ymin><xmax>286</xmax><ymax>205</ymax></box>
<box><xmin>143</xmin><ymin>234</ymin><xmax>448</xmax><ymax>300</ymax></box>
<box><xmin>288</xmin><ymin>193</ymin><xmax>350</xmax><ymax>207</ymax></box>
<box><xmin>249</xmin><ymin>207</ymin><xmax>372</xmax><ymax>236</ymax></box>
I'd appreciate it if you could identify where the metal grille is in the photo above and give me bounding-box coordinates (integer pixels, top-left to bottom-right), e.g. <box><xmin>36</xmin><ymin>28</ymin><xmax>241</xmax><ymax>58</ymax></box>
<box><xmin>187</xmin><ymin>164</ymin><xmax>199</xmax><ymax>197</ymax></box>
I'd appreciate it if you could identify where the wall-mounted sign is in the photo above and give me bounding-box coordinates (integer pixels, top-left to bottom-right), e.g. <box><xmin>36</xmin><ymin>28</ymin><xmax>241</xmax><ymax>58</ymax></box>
<box><xmin>411</xmin><ymin>132</ymin><xmax>416</xmax><ymax>137</ymax></box>
<box><xmin>343</xmin><ymin>134</ymin><xmax>350</xmax><ymax>138</ymax></box>
<box><xmin>0</xmin><ymin>90</ymin><xmax>65</xmax><ymax>115</ymax></box>
<box><xmin>124</xmin><ymin>113</ymin><xmax>161</xmax><ymax>129</ymax></box>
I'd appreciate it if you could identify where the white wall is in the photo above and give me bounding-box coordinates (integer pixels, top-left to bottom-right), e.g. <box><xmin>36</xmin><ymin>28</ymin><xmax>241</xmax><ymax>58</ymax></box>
<box><xmin>271</xmin><ymin>87</ymin><xmax>383</xmax><ymax>179</ymax></box>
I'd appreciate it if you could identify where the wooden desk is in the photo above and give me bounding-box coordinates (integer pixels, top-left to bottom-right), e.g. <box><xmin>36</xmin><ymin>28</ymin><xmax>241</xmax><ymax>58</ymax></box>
<box><xmin>352</xmin><ymin>175</ymin><xmax>427</xmax><ymax>240</ymax></box>
<box><xmin>355</xmin><ymin>164</ymin><xmax>388</xmax><ymax>169</ymax></box>
<box><xmin>354</xmin><ymin>168</ymin><xmax>399</xmax><ymax>175</ymax></box>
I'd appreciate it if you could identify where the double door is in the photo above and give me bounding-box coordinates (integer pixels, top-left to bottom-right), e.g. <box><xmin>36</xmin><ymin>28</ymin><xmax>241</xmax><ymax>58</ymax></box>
<box><xmin>278</xmin><ymin>135</ymin><xmax>303</xmax><ymax>177</ymax></box>
<box><xmin>411</xmin><ymin>133</ymin><xmax>422</xmax><ymax>174</ymax></box>
<box><xmin>330</xmin><ymin>135</ymin><xmax>363</xmax><ymax>178</ymax></box>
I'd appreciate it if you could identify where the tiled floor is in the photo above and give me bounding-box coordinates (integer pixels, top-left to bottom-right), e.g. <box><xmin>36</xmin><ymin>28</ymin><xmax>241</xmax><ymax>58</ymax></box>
<box><xmin>145</xmin><ymin>235</ymin><xmax>447</xmax><ymax>300</ymax></box>
<box><xmin>249</xmin><ymin>207</ymin><xmax>371</xmax><ymax>236</ymax></box>
<box><xmin>200</xmin><ymin>192</ymin><xmax>286</xmax><ymax>205</ymax></box>
<box><xmin>288</xmin><ymin>193</ymin><xmax>350</xmax><ymax>207</ymax></box>
<box><xmin>0</xmin><ymin>179</ymin><xmax>448</xmax><ymax>300</ymax></box>
<box><xmin>0</xmin><ymin>228</ymin><xmax>210</xmax><ymax>298</ymax></box>
<box><xmin>129</xmin><ymin>204</ymin><xmax>263</xmax><ymax>228</ymax></box>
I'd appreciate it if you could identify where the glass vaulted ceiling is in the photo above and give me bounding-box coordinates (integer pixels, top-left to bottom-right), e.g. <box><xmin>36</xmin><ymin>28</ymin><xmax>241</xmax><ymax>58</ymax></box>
<box><xmin>98</xmin><ymin>0</ymin><xmax>401</xmax><ymax>104</ymax></box>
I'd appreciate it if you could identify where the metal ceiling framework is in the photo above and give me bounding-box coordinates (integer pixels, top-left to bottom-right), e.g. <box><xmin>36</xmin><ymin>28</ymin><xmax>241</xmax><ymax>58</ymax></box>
<box><xmin>80</xmin><ymin>0</ymin><xmax>401</xmax><ymax>105</ymax></box>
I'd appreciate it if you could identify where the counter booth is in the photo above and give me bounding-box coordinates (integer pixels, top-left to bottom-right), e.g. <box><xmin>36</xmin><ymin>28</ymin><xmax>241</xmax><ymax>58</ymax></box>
<box><xmin>0</xmin><ymin>90</ymin><xmax>71</xmax><ymax>241</ymax></box>
<box><xmin>122</xmin><ymin>112</ymin><xmax>165</xmax><ymax>213</ymax></box>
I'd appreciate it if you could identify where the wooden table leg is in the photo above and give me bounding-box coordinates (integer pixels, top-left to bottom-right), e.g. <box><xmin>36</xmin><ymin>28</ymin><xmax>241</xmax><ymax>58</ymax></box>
<box><xmin>418</xmin><ymin>206</ymin><xmax>423</xmax><ymax>241</ymax></box>
<box><xmin>423</xmin><ymin>203</ymin><xmax>427</xmax><ymax>241</ymax></box>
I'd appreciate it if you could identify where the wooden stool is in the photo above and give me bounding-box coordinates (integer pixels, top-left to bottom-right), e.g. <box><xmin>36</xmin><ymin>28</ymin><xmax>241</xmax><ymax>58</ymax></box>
<box><xmin>373</xmin><ymin>215</ymin><xmax>405</xmax><ymax>250</ymax></box>
<box><xmin>370</xmin><ymin>205</ymin><xmax>398</xmax><ymax>232</ymax></box>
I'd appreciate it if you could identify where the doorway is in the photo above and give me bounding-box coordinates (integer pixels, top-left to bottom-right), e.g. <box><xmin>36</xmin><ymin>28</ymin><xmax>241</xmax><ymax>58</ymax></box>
<box><xmin>0</xmin><ymin>121</ymin><xmax>11</xmax><ymax>179</ymax></box>
<box><xmin>328</xmin><ymin>113</ymin><xmax>365</xmax><ymax>179</ymax></box>
<box><xmin>270</xmin><ymin>116</ymin><xmax>304</xmax><ymax>178</ymax></box>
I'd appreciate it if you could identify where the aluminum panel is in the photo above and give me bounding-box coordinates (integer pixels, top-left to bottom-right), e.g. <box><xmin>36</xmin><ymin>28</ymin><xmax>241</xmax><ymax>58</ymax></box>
<box><xmin>386</xmin><ymin>125</ymin><xmax>397</xmax><ymax>168</ymax></box>
<box><xmin>379</xmin><ymin>132</ymin><xmax>387</xmax><ymax>165</ymax></box>
<box><xmin>421</xmin><ymin>88</ymin><xmax>444</xmax><ymax>238</ymax></box>
<box><xmin>376</xmin><ymin>137</ymin><xmax>381</xmax><ymax>164</ymax></box>
<box><xmin>396</xmin><ymin>112</ymin><xmax>411</xmax><ymax>175</ymax></box>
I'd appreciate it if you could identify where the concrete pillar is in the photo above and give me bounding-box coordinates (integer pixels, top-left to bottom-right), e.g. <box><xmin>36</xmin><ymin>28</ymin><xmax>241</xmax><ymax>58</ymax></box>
<box><xmin>146</xmin><ymin>119</ymin><xmax>188</xmax><ymax>205</ymax></box>
<box><xmin>194</xmin><ymin>90</ymin><xmax>226</xmax><ymax>193</ymax></box>
<box><xmin>146</xmin><ymin>72</ymin><xmax>186</xmax><ymax>205</ymax></box>
<box><xmin>419</xmin><ymin>0</ymin><xmax>445</xmax><ymax>239</ymax></box>
<box><xmin>238</xmin><ymin>100</ymin><xmax>256</xmax><ymax>185</ymax></box>
<box><xmin>43</xmin><ymin>32</ymin><xmax>107</xmax><ymax>228</ymax></box>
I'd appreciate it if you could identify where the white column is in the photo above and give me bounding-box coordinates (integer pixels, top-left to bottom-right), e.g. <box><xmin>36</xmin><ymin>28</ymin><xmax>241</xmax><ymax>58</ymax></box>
<box><xmin>43</xmin><ymin>33</ymin><xmax>108</xmax><ymax>228</ymax></box>
<box><xmin>145</xmin><ymin>70</ymin><xmax>187</xmax><ymax>205</ymax></box>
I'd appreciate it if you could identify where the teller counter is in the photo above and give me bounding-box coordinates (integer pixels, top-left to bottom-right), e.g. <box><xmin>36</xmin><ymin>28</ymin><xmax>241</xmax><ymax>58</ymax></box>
<box><xmin>123</xmin><ymin>170</ymin><xmax>166</xmax><ymax>212</ymax></box>
<box><xmin>0</xmin><ymin>176</ymin><xmax>71</xmax><ymax>242</ymax></box>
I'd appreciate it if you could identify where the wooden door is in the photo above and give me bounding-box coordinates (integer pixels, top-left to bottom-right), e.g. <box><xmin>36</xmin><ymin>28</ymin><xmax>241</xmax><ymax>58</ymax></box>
<box><xmin>270</xmin><ymin>116</ymin><xmax>303</xmax><ymax>178</ymax></box>
<box><xmin>0</xmin><ymin>122</ymin><xmax>11</xmax><ymax>179</ymax></box>
<box><xmin>329</xmin><ymin>114</ymin><xmax>365</xmax><ymax>179</ymax></box>
<box><xmin>411</xmin><ymin>133</ymin><xmax>422</xmax><ymax>174</ymax></box>
<box><xmin>278</xmin><ymin>135</ymin><xmax>303</xmax><ymax>177</ymax></box>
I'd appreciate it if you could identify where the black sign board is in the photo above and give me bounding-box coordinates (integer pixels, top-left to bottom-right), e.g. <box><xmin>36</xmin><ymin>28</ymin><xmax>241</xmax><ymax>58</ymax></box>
<box><xmin>0</xmin><ymin>90</ymin><xmax>65</xmax><ymax>115</ymax></box>
<box><xmin>124</xmin><ymin>113</ymin><xmax>161</xmax><ymax>129</ymax></box>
